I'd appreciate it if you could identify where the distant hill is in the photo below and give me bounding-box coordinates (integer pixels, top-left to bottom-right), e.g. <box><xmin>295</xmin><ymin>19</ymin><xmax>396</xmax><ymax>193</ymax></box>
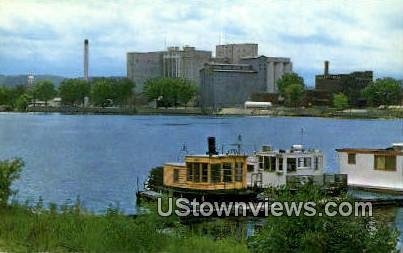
<box><xmin>0</xmin><ymin>74</ymin><xmax>66</xmax><ymax>87</ymax></box>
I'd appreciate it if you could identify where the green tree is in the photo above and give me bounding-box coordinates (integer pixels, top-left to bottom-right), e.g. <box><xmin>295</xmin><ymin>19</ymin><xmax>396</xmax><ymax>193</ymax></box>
<box><xmin>248</xmin><ymin>185</ymin><xmax>398</xmax><ymax>253</ymax></box>
<box><xmin>333</xmin><ymin>93</ymin><xmax>349</xmax><ymax>110</ymax></box>
<box><xmin>90</xmin><ymin>79</ymin><xmax>114</xmax><ymax>107</ymax></box>
<box><xmin>0</xmin><ymin>86</ymin><xmax>13</xmax><ymax>106</ymax></box>
<box><xmin>0</xmin><ymin>158</ymin><xmax>24</xmax><ymax>207</ymax></box>
<box><xmin>32</xmin><ymin>80</ymin><xmax>56</xmax><ymax>106</ymax></box>
<box><xmin>362</xmin><ymin>77</ymin><xmax>401</xmax><ymax>106</ymax></box>
<box><xmin>276</xmin><ymin>73</ymin><xmax>304</xmax><ymax>96</ymax></box>
<box><xmin>113</xmin><ymin>78</ymin><xmax>135</xmax><ymax>106</ymax></box>
<box><xmin>59</xmin><ymin>79</ymin><xmax>90</xmax><ymax>105</ymax></box>
<box><xmin>144</xmin><ymin>77</ymin><xmax>197</xmax><ymax>107</ymax></box>
<box><xmin>284</xmin><ymin>83</ymin><xmax>305</xmax><ymax>107</ymax></box>
<box><xmin>15</xmin><ymin>94</ymin><xmax>31</xmax><ymax>111</ymax></box>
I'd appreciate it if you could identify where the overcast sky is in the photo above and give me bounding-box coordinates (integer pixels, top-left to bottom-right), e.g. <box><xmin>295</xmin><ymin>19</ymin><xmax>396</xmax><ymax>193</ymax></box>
<box><xmin>0</xmin><ymin>0</ymin><xmax>402</xmax><ymax>86</ymax></box>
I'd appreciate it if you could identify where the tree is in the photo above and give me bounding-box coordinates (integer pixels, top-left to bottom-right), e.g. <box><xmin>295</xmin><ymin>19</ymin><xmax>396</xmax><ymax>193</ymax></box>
<box><xmin>248</xmin><ymin>185</ymin><xmax>398</xmax><ymax>253</ymax></box>
<box><xmin>144</xmin><ymin>77</ymin><xmax>197</xmax><ymax>107</ymax></box>
<box><xmin>59</xmin><ymin>79</ymin><xmax>90</xmax><ymax>105</ymax></box>
<box><xmin>362</xmin><ymin>78</ymin><xmax>401</xmax><ymax>106</ymax></box>
<box><xmin>15</xmin><ymin>94</ymin><xmax>31</xmax><ymax>111</ymax></box>
<box><xmin>333</xmin><ymin>93</ymin><xmax>349</xmax><ymax>110</ymax></box>
<box><xmin>113</xmin><ymin>78</ymin><xmax>135</xmax><ymax>106</ymax></box>
<box><xmin>284</xmin><ymin>83</ymin><xmax>305</xmax><ymax>107</ymax></box>
<box><xmin>90</xmin><ymin>79</ymin><xmax>114</xmax><ymax>107</ymax></box>
<box><xmin>0</xmin><ymin>158</ymin><xmax>24</xmax><ymax>207</ymax></box>
<box><xmin>32</xmin><ymin>80</ymin><xmax>56</xmax><ymax>106</ymax></box>
<box><xmin>276</xmin><ymin>73</ymin><xmax>304</xmax><ymax>96</ymax></box>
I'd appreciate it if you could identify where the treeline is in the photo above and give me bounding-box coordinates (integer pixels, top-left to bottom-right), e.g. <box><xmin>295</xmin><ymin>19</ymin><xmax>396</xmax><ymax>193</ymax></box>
<box><xmin>0</xmin><ymin>78</ymin><xmax>136</xmax><ymax>111</ymax></box>
<box><xmin>143</xmin><ymin>77</ymin><xmax>197</xmax><ymax>107</ymax></box>
<box><xmin>276</xmin><ymin>73</ymin><xmax>402</xmax><ymax>108</ymax></box>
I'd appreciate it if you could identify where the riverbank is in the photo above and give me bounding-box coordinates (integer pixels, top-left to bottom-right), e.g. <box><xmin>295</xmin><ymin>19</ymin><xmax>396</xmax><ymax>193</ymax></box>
<box><xmin>0</xmin><ymin>203</ymin><xmax>247</xmax><ymax>253</ymax></box>
<box><xmin>12</xmin><ymin>106</ymin><xmax>401</xmax><ymax>119</ymax></box>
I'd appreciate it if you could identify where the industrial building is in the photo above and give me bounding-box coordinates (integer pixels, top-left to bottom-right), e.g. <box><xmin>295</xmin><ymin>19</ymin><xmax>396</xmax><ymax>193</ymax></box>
<box><xmin>315</xmin><ymin>61</ymin><xmax>373</xmax><ymax>95</ymax></box>
<box><xmin>200</xmin><ymin>55</ymin><xmax>292</xmax><ymax>108</ymax></box>
<box><xmin>215</xmin><ymin>43</ymin><xmax>258</xmax><ymax>63</ymax></box>
<box><xmin>127</xmin><ymin>46</ymin><xmax>211</xmax><ymax>91</ymax></box>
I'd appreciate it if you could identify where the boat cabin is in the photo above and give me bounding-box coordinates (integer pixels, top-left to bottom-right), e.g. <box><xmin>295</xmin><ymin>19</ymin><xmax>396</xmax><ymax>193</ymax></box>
<box><xmin>336</xmin><ymin>143</ymin><xmax>403</xmax><ymax>192</ymax></box>
<box><xmin>163</xmin><ymin>154</ymin><xmax>248</xmax><ymax>191</ymax></box>
<box><xmin>247</xmin><ymin>145</ymin><xmax>325</xmax><ymax>188</ymax></box>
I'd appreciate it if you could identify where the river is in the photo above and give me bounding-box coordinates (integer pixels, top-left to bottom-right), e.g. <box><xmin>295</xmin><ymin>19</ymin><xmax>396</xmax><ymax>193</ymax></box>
<box><xmin>0</xmin><ymin>113</ymin><xmax>401</xmax><ymax>243</ymax></box>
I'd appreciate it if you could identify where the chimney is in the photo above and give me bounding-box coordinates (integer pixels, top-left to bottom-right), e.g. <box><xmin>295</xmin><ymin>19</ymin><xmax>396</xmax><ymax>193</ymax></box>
<box><xmin>324</xmin><ymin>60</ymin><xmax>329</xmax><ymax>76</ymax></box>
<box><xmin>207</xmin><ymin>137</ymin><xmax>218</xmax><ymax>156</ymax></box>
<box><xmin>84</xmin><ymin>39</ymin><xmax>89</xmax><ymax>81</ymax></box>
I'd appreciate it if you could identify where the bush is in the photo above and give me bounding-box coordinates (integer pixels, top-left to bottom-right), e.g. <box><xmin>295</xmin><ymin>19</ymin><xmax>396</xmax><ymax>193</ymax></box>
<box><xmin>0</xmin><ymin>159</ymin><xmax>24</xmax><ymax>207</ymax></box>
<box><xmin>333</xmin><ymin>93</ymin><xmax>349</xmax><ymax>110</ymax></box>
<box><xmin>248</xmin><ymin>185</ymin><xmax>399</xmax><ymax>253</ymax></box>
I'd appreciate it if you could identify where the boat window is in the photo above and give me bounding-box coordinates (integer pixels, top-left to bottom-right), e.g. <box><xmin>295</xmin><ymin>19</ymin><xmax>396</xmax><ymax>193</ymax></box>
<box><xmin>374</xmin><ymin>155</ymin><xmax>396</xmax><ymax>171</ymax></box>
<box><xmin>264</xmin><ymin>156</ymin><xmax>276</xmax><ymax>172</ymax></box>
<box><xmin>223</xmin><ymin>163</ymin><xmax>233</xmax><ymax>182</ymax></box>
<box><xmin>193</xmin><ymin>163</ymin><xmax>200</xmax><ymax>182</ymax></box>
<box><xmin>186</xmin><ymin>163</ymin><xmax>193</xmax><ymax>181</ymax></box>
<box><xmin>298</xmin><ymin>157</ymin><xmax>304</xmax><ymax>168</ymax></box>
<box><xmin>304</xmin><ymin>157</ymin><xmax>312</xmax><ymax>167</ymax></box>
<box><xmin>201</xmin><ymin>163</ymin><xmax>208</xmax><ymax>182</ymax></box>
<box><xmin>287</xmin><ymin>158</ymin><xmax>297</xmax><ymax>172</ymax></box>
<box><xmin>348</xmin><ymin>153</ymin><xmax>356</xmax><ymax>164</ymax></box>
<box><xmin>210</xmin><ymin>164</ymin><xmax>221</xmax><ymax>183</ymax></box>
<box><xmin>173</xmin><ymin>169</ymin><xmax>179</xmax><ymax>183</ymax></box>
<box><xmin>235</xmin><ymin>162</ymin><xmax>243</xmax><ymax>182</ymax></box>
<box><xmin>247</xmin><ymin>164</ymin><xmax>255</xmax><ymax>172</ymax></box>
<box><xmin>278</xmin><ymin>157</ymin><xmax>283</xmax><ymax>171</ymax></box>
<box><xmin>258</xmin><ymin>156</ymin><xmax>263</xmax><ymax>169</ymax></box>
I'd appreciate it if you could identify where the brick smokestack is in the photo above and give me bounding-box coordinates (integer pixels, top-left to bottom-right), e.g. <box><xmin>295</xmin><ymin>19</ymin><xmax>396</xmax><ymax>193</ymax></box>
<box><xmin>324</xmin><ymin>60</ymin><xmax>329</xmax><ymax>76</ymax></box>
<box><xmin>84</xmin><ymin>39</ymin><xmax>89</xmax><ymax>81</ymax></box>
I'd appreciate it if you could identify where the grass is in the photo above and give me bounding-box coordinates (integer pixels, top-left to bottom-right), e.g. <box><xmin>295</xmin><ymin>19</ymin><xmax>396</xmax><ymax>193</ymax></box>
<box><xmin>0</xmin><ymin>203</ymin><xmax>248</xmax><ymax>253</ymax></box>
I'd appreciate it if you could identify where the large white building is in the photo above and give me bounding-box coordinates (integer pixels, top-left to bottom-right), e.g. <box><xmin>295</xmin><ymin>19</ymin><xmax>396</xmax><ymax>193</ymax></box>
<box><xmin>336</xmin><ymin>144</ymin><xmax>403</xmax><ymax>192</ymax></box>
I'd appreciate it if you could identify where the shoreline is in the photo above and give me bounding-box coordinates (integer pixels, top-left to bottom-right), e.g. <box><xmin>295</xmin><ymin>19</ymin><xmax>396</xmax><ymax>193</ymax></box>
<box><xmin>0</xmin><ymin>106</ymin><xmax>401</xmax><ymax>119</ymax></box>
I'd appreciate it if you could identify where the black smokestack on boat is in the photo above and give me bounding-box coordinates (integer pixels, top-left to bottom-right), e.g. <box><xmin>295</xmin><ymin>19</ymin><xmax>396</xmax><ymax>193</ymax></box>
<box><xmin>207</xmin><ymin>137</ymin><xmax>218</xmax><ymax>155</ymax></box>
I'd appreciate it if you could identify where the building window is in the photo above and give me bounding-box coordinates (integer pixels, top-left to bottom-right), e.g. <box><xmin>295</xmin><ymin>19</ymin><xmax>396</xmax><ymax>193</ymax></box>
<box><xmin>374</xmin><ymin>155</ymin><xmax>396</xmax><ymax>171</ymax></box>
<box><xmin>247</xmin><ymin>164</ymin><xmax>255</xmax><ymax>172</ymax></box>
<box><xmin>211</xmin><ymin>164</ymin><xmax>221</xmax><ymax>183</ymax></box>
<box><xmin>223</xmin><ymin>163</ymin><xmax>233</xmax><ymax>182</ymax></box>
<box><xmin>186</xmin><ymin>163</ymin><xmax>193</xmax><ymax>181</ymax></box>
<box><xmin>201</xmin><ymin>163</ymin><xmax>208</xmax><ymax>182</ymax></box>
<box><xmin>348</xmin><ymin>153</ymin><xmax>356</xmax><ymax>164</ymax></box>
<box><xmin>235</xmin><ymin>162</ymin><xmax>243</xmax><ymax>182</ymax></box>
<box><xmin>173</xmin><ymin>169</ymin><xmax>179</xmax><ymax>183</ymax></box>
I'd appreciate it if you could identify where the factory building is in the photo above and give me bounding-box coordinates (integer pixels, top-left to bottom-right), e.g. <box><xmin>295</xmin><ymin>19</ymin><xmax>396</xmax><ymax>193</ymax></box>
<box><xmin>215</xmin><ymin>43</ymin><xmax>258</xmax><ymax>63</ymax></box>
<box><xmin>127</xmin><ymin>46</ymin><xmax>211</xmax><ymax>91</ymax></box>
<box><xmin>314</xmin><ymin>61</ymin><xmax>373</xmax><ymax>105</ymax></box>
<box><xmin>200</xmin><ymin>55</ymin><xmax>292</xmax><ymax>108</ymax></box>
<box><xmin>315</xmin><ymin>61</ymin><xmax>373</xmax><ymax>94</ymax></box>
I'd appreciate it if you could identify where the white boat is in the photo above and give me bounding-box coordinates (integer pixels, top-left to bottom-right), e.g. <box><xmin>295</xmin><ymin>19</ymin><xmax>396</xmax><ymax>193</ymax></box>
<box><xmin>336</xmin><ymin>143</ymin><xmax>403</xmax><ymax>193</ymax></box>
<box><xmin>247</xmin><ymin>144</ymin><xmax>327</xmax><ymax>188</ymax></box>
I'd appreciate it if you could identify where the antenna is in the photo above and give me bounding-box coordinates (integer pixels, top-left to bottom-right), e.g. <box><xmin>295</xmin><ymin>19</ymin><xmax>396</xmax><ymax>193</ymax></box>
<box><xmin>300</xmin><ymin>128</ymin><xmax>304</xmax><ymax>145</ymax></box>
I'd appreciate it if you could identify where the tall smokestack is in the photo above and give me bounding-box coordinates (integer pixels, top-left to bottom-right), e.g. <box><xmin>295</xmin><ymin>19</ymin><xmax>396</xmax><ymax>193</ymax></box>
<box><xmin>324</xmin><ymin>60</ymin><xmax>329</xmax><ymax>76</ymax></box>
<box><xmin>84</xmin><ymin>39</ymin><xmax>89</xmax><ymax>81</ymax></box>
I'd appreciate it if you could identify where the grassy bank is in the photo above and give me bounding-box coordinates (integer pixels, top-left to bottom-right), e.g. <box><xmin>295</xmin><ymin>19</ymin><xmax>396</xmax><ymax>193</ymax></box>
<box><xmin>0</xmin><ymin>203</ymin><xmax>247</xmax><ymax>253</ymax></box>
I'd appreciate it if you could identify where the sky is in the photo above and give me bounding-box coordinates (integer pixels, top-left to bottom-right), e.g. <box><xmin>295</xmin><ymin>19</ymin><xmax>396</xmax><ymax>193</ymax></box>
<box><xmin>0</xmin><ymin>0</ymin><xmax>402</xmax><ymax>86</ymax></box>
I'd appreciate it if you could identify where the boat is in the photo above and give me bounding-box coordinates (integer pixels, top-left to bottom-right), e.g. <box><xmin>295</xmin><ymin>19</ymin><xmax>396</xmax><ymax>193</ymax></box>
<box><xmin>336</xmin><ymin>143</ymin><xmax>403</xmax><ymax>193</ymax></box>
<box><xmin>247</xmin><ymin>144</ymin><xmax>347</xmax><ymax>192</ymax></box>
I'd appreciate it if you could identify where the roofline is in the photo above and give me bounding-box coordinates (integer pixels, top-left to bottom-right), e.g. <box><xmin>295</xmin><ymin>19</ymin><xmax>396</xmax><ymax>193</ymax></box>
<box><xmin>336</xmin><ymin>148</ymin><xmax>403</xmax><ymax>155</ymax></box>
